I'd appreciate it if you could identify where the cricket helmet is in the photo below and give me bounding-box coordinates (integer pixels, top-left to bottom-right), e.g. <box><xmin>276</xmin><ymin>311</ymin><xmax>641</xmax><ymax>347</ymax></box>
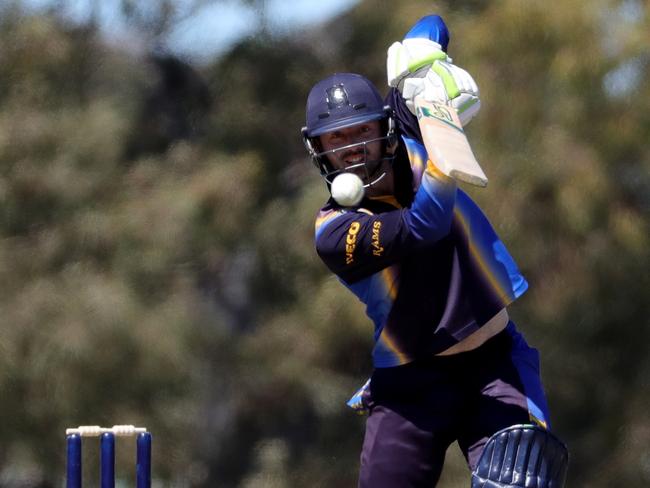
<box><xmin>302</xmin><ymin>73</ymin><xmax>396</xmax><ymax>187</ymax></box>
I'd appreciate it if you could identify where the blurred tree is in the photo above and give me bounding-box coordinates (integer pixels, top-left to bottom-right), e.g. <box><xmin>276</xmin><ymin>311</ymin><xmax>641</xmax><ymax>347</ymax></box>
<box><xmin>125</xmin><ymin>54</ymin><xmax>212</xmax><ymax>158</ymax></box>
<box><xmin>0</xmin><ymin>0</ymin><xmax>648</xmax><ymax>487</ymax></box>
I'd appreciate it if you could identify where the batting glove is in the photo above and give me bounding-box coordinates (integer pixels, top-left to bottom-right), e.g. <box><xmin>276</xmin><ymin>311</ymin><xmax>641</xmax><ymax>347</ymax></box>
<box><xmin>387</xmin><ymin>38</ymin><xmax>481</xmax><ymax>126</ymax></box>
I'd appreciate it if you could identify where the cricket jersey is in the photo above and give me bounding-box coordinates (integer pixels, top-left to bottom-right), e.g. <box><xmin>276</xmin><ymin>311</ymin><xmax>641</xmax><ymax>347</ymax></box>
<box><xmin>314</xmin><ymin>112</ymin><xmax>528</xmax><ymax>368</ymax></box>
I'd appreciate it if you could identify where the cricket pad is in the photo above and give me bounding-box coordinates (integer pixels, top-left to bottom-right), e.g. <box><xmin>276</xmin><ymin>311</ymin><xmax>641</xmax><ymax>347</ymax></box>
<box><xmin>471</xmin><ymin>424</ymin><xmax>568</xmax><ymax>488</ymax></box>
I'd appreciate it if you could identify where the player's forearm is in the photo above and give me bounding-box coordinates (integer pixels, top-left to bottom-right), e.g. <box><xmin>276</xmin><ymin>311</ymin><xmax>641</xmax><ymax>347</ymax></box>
<box><xmin>314</xmin><ymin>165</ymin><xmax>456</xmax><ymax>283</ymax></box>
<box><xmin>402</xmin><ymin>161</ymin><xmax>457</xmax><ymax>245</ymax></box>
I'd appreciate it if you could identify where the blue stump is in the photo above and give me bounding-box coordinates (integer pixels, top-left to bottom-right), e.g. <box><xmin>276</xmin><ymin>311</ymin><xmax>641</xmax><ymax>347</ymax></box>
<box><xmin>100</xmin><ymin>433</ymin><xmax>115</xmax><ymax>488</ymax></box>
<box><xmin>66</xmin><ymin>434</ymin><xmax>82</xmax><ymax>488</ymax></box>
<box><xmin>136</xmin><ymin>432</ymin><xmax>152</xmax><ymax>488</ymax></box>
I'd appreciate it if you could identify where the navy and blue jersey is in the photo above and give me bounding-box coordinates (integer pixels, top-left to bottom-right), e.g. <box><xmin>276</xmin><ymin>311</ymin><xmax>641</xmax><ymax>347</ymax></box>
<box><xmin>314</xmin><ymin>89</ymin><xmax>528</xmax><ymax>368</ymax></box>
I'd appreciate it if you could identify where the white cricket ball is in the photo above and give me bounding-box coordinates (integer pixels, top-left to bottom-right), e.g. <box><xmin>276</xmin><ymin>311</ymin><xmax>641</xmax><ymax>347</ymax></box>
<box><xmin>331</xmin><ymin>173</ymin><xmax>365</xmax><ymax>207</ymax></box>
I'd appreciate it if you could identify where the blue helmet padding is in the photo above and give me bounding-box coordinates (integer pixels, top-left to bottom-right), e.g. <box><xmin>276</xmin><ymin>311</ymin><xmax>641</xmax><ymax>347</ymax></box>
<box><xmin>404</xmin><ymin>14</ymin><xmax>450</xmax><ymax>52</ymax></box>
<box><xmin>304</xmin><ymin>73</ymin><xmax>387</xmax><ymax>137</ymax></box>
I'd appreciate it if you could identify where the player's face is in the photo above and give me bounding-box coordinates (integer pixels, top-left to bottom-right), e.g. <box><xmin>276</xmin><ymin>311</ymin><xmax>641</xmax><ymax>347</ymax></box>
<box><xmin>318</xmin><ymin>121</ymin><xmax>394</xmax><ymax>197</ymax></box>
<box><xmin>319</xmin><ymin>121</ymin><xmax>382</xmax><ymax>170</ymax></box>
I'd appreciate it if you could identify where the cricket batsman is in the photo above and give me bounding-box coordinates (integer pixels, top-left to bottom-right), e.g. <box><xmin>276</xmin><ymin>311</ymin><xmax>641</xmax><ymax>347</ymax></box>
<box><xmin>301</xmin><ymin>15</ymin><xmax>568</xmax><ymax>487</ymax></box>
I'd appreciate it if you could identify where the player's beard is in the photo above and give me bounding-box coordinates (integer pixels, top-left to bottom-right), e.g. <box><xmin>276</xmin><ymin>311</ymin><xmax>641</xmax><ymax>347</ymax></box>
<box><xmin>339</xmin><ymin>145</ymin><xmax>391</xmax><ymax>187</ymax></box>
<box><xmin>364</xmin><ymin>157</ymin><xmax>395</xmax><ymax>197</ymax></box>
<box><xmin>364</xmin><ymin>155</ymin><xmax>391</xmax><ymax>186</ymax></box>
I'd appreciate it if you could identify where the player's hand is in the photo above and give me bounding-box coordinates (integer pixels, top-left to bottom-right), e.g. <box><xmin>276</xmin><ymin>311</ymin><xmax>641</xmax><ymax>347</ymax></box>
<box><xmin>387</xmin><ymin>38</ymin><xmax>481</xmax><ymax>126</ymax></box>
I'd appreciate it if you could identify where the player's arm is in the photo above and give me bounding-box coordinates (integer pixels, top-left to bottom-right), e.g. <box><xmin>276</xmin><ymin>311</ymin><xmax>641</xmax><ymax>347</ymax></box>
<box><xmin>385</xmin><ymin>86</ymin><xmax>423</xmax><ymax>142</ymax></box>
<box><xmin>387</xmin><ymin>16</ymin><xmax>487</xmax><ymax>187</ymax></box>
<box><xmin>316</xmin><ymin>164</ymin><xmax>456</xmax><ymax>283</ymax></box>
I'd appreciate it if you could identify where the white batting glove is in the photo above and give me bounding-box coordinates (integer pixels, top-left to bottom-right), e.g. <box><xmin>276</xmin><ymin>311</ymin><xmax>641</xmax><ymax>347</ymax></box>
<box><xmin>387</xmin><ymin>38</ymin><xmax>481</xmax><ymax>126</ymax></box>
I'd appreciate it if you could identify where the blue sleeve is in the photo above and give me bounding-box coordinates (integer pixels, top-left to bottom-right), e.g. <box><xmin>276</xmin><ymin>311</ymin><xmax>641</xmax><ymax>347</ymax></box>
<box><xmin>315</xmin><ymin>167</ymin><xmax>456</xmax><ymax>283</ymax></box>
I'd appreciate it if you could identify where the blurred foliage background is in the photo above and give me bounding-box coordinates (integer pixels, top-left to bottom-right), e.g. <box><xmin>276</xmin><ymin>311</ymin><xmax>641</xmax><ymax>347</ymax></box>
<box><xmin>0</xmin><ymin>0</ymin><xmax>648</xmax><ymax>486</ymax></box>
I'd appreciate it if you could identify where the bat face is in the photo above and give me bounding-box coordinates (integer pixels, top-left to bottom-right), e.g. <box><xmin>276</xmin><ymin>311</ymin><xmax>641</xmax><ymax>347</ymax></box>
<box><xmin>415</xmin><ymin>97</ymin><xmax>488</xmax><ymax>188</ymax></box>
<box><xmin>416</xmin><ymin>102</ymin><xmax>455</xmax><ymax>126</ymax></box>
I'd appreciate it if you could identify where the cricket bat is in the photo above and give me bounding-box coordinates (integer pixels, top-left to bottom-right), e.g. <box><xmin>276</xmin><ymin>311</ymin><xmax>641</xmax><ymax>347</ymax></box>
<box><xmin>414</xmin><ymin>97</ymin><xmax>488</xmax><ymax>187</ymax></box>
